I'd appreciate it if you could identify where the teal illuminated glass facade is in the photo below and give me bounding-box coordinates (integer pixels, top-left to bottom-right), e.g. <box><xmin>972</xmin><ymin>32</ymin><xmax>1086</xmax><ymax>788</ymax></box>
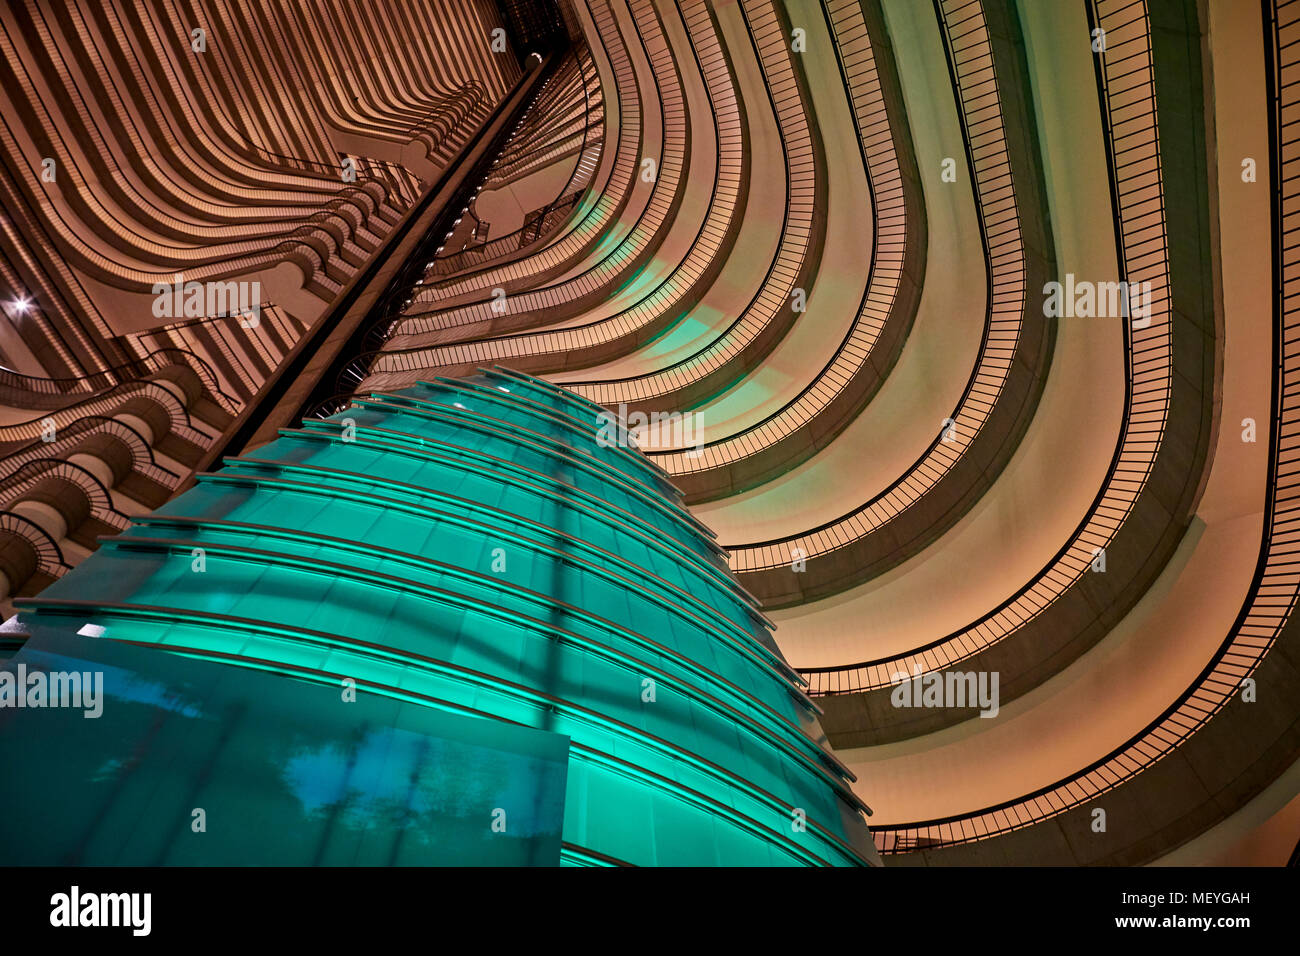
<box><xmin>2</xmin><ymin>369</ymin><xmax>877</xmax><ymax>866</ymax></box>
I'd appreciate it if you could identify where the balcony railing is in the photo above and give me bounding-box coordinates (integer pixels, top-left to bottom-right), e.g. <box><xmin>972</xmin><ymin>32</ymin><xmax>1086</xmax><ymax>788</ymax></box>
<box><xmin>641</xmin><ymin>0</ymin><xmax>914</xmax><ymax>482</ymax></box>
<box><xmin>721</xmin><ymin>0</ymin><xmax>1031</xmax><ymax>583</ymax></box>
<box><xmin>865</xmin><ymin>0</ymin><xmax>1279</xmax><ymax>854</ymax></box>
<box><xmin>796</xmin><ymin>0</ymin><xmax>1174</xmax><ymax>697</ymax></box>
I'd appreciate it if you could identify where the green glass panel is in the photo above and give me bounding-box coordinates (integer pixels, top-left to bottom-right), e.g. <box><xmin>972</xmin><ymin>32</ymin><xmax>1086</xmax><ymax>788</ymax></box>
<box><xmin>0</xmin><ymin>627</ymin><xmax>568</xmax><ymax>866</ymax></box>
<box><xmin>13</xmin><ymin>371</ymin><xmax>877</xmax><ymax>867</ymax></box>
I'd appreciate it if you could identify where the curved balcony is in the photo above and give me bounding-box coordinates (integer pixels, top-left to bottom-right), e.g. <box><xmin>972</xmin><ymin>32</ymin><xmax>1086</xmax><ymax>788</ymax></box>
<box><xmin>713</xmin><ymin>0</ymin><xmax>1055</xmax><ymax>611</ymax></box>
<box><xmin>396</xmin><ymin>1</ymin><xmax>643</xmax><ymax>305</ymax></box>
<box><xmin>823</xmin><ymin>0</ymin><xmax>1254</xmax><ymax>861</ymax></box>
<box><xmin>357</xmin><ymin>0</ymin><xmax>806</xmax><ymax>401</ymax></box>
<box><xmin>365</xmin><ymin>0</ymin><xmax>693</xmax><ymax>362</ymax></box>
<box><xmin>635</xmin><ymin>0</ymin><xmax>925</xmax><ymax>503</ymax></box>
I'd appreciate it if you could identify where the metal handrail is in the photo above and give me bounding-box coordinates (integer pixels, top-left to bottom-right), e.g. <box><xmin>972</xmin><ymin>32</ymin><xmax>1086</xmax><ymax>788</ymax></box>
<box><xmin>0</xmin><ymin>10</ymin><xmax>378</xmax><ymax>292</ymax></box>
<box><xmin>382</xmin><ymin>0</ymin><xmax>653</xmax><ymax>330</ymax></box>
<box><xmin>0</xmin><ymin>347</ymin><xmax>239</xmax><ymax>415</ymax></box>
<box><xmin>796</xmin><ymin>0</ymin><xmax>1173</xmax><ymax>696</ymax></box>
<box><xmin>0</xmin><ymin>512</ymin><xmax>69</xmax><ymax>577</ymax></box>
<box><xmin>398</xmin><ymin>37</ymin><xmax>632</xmax><ymax>300</ymax></box>
<box><xmin>639</xmin><ymin>0</ymin><xmax>911</xmax><ymax>476</ymax></box>
<box><xmin>556</xmin><ymin>0</ymin><xmax>818</xmax><ymax>406</ymax></box>
<box><xmin>721</xmin><ymin>0</ymin><xmax>1030</xmax><ymax>579</ymax></box>
<box><xmin>352</xmin><ymin>0</ymin><xmax>691</xmax><ymax>388</ymax></box>
<box><xmin>867</xmin><ymin>0</ymin><xmax>1268</xmax><ymax>854</ymax></box>
<box><xmin>420</xmin><ymin>48</ymin><xmax>604</xmax><ymax>278</ymax></box>
<box><xmin>426</xmin><ymin>191</ymin><xmax>584</xmax><ymax>275</ymax></box>
<box><xmin>416</xmin><ymin>0</ymin><xmax>733</xmax><ymax>327</ymax></box>
<box><xmin>356</xmin><ymin>0</ymin><xmax>762</xmax><ymax>388</ymax></box>
<box><xmin>0</xmin><ymin>458</ymin><xmax>129</xmax><ymax>531</ymax></box>
<box><xmin>0</xmin><ymin>415</ymin><xmax>177</xmax><ymax>488</ymax></box>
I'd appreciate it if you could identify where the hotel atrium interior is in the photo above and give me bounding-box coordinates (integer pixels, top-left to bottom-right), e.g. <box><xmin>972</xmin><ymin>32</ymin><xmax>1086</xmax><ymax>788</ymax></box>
<box><xmin>0</xmin><ymin>0</ymin><xmax>1296</xmax><ymax>869</ymax></box>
